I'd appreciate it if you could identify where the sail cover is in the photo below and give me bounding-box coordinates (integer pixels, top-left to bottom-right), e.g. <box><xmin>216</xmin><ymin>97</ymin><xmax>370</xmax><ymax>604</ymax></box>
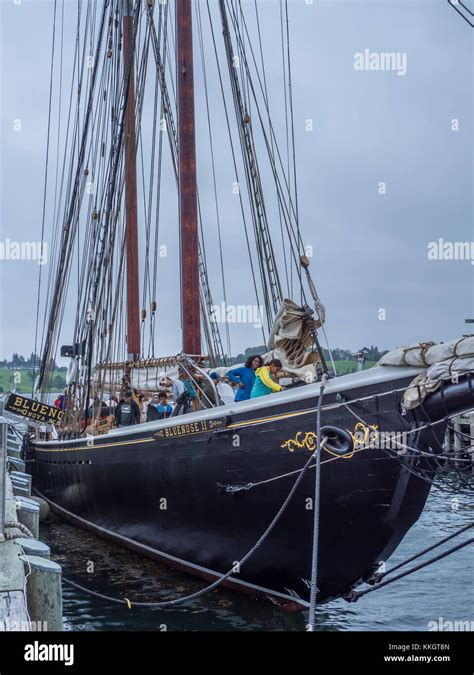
<box><xmin>95</xmin><ymin>365</ymin><xmax>180</xmax><ymax>394</ymax></box>
<box><xmin>377</xmin><ymin>336</ymin><xmax>474</xmax><ymax>409</ymax></box>
<box><xmin>94</xmin><ymin>357</ymin><xmax>198</xmax><ymax>394</ymax></box>
<box><xmin>263</xmin><ymin>299</ymin><xmax>321</xmax><ymax>380</ymax></box>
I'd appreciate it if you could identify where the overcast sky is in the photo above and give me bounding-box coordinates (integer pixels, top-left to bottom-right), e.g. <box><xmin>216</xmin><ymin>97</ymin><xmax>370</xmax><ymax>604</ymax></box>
<box><xmin>0</xmin><ymin>0</ymin><xmax>472</xmax><ymax>364</ymax></box>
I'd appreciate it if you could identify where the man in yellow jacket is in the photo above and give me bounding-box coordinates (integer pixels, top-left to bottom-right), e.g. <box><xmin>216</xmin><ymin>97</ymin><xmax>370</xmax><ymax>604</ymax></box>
<box><xmin>250</xmin><ymin>359</ymin><xmax>284</xmax><ymax>398</ymax></box>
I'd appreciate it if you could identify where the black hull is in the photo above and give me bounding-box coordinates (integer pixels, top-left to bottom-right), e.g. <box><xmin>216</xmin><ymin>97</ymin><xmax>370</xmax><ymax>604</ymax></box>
<box><xmin>27</xmin><ymin>368</ymin><xmax>474</xmax><ymax>609</ymax></box>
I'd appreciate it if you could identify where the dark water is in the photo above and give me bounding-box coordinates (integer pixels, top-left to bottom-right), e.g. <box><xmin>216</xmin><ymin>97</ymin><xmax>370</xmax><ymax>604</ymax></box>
<box><xmin>39</xmin><ymin>486</ymin><xmax>473</xmax><ymax>632</ymax></box>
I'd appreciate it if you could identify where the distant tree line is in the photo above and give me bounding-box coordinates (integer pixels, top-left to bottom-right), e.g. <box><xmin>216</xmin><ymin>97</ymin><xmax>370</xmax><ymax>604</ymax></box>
<box><xmin>228</xmin><ymin>345</ymin><xmax>267</xmax><ymax>365</ymax></box>
<box><xmin>0</xmin><ymin>353</ymin><xmax>65</xmax><ymax>371</ymax></box>
<box><xmin>322</xmin><ymin>345</ymin><xmax>388</xmax><ymax>362</ymax></box>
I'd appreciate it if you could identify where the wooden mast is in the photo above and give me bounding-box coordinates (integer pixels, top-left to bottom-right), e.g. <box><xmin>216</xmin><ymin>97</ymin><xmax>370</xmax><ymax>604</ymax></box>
<box><xmin>176</xmin><ymin>0</ymin><xmax>201</xmax><ymax>356</ymax></box>
<box><xmin>122</xmin><ymin>0</ymin><xmax>140</xmax><ymax>361</ymax></box>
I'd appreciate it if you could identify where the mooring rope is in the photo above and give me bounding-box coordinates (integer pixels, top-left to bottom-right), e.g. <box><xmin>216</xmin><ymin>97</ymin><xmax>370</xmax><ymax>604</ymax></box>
<box><xmin>4</xmin><ymin>522</ymin><xmax>34</xmax><ymax>539</ymax></box>
<box><xmin>216</xmin><ymin>436</ymin><xmax>329</xmax><ymax>493</ymax></box>
<box><xmin>341</xmin><ymin>400</ymin><xmax>474</xmax><ymax>492</ymax></box>
<box><xmin>307</xmin><ymin>373</ymin><xmax>328</xmax><ymax>631</ymax></box>
<box><xmin>345</xmin><ymin>537</ymin><xmax>473</xmax><ymax>602</ymax></box>
<box><xmin>373</xmin><ymin>522</ymin><xmax>473</xmax><ymax>582</ymax></box>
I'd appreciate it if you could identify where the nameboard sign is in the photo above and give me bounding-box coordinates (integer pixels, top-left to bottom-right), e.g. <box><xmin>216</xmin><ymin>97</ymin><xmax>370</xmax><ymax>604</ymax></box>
<box><xmin>5</xmin><ymin>394</ymin><xmax>64</xmax><ymax>426</ymax></box>
<box><xmin>154</xmin><ymin>417</ymin><xmax>226</xmax><ymax>439</ymax></box>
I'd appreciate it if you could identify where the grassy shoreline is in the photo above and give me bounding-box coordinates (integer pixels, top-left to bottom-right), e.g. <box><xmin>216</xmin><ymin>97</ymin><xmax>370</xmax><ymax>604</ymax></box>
<box><xmin>0</xmin><ymin>369</ymin><xmax>66</xmax><ymax>394</ymax></box>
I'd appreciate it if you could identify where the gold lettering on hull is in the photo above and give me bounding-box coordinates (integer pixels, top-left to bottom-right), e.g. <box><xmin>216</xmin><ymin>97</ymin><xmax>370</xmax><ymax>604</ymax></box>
<box><xmin>281</xmin><ymin>422</ymin><xmax>379</xmax><ymax>458</ymax></box>
<box><xmin>154</xmin><ymin>418</ymin><xmax>225</xmax><ymax>439</ymax></box>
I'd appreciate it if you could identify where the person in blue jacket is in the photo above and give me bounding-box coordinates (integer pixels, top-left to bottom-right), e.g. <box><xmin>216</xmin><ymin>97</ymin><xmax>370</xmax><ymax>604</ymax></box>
<box><xmin>227</xmin><ymin>355</ymin><xmax>263</xmax><ymax>402</ymax></box>
<box><xmin>147</xmin><ymin>392</ymin><xmax>173</xmax><ymax>421</ymax></box>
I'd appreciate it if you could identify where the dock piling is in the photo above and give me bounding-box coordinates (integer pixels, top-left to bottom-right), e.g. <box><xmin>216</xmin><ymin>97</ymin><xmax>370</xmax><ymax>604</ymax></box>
<box><xmin>1</xmin><ymin>415</ymin><xmax>64</xmax><ymax>632</ymax></box>
<box><xmin>0</xmin><ymin>422</ymin><xmax>6</xmax><ymax>542</ymax></box>
<box><xmin>19</xmin><ymin>555</ymin><xmax>63</xmax><ymax>632</ymax></box>
<box><xmin>16</xmin><ymin>497</ymin><xmax>40</xmax><ymax>539</ymax></box>
<box><xmin>14</xmin><ymin>538</ymin><xmax>51</xmax><ymax>559</ymax></box>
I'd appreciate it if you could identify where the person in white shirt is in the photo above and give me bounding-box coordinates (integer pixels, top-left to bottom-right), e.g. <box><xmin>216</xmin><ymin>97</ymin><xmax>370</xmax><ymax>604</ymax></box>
<box><xmin>161</xmin><ymin>376</ymin><xmax>189</xmax><ymax>416</ymax></box>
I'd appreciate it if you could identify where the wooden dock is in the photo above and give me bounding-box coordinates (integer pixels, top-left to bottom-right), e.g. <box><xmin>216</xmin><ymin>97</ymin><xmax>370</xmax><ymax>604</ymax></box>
<box><xmin>445</xmin><ymin>411</ymin><xmax>474</xmax><ymax>470</ymax></box>
<box><xmin>0</xmin><ymin>414</ymin><xmax>63</xmax><ymax>631</ymax></box>
<box><xmin>0</xmin><ymin>473</ymin><xmax>30</xmax><ymax>630</ymax></box>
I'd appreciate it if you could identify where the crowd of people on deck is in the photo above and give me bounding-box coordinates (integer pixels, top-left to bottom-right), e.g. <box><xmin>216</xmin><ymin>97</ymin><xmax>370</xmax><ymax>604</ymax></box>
<box><xmin>53</xmin><ymin>355</ymin><xmax>287</xmax><ymax>429</ymax></box>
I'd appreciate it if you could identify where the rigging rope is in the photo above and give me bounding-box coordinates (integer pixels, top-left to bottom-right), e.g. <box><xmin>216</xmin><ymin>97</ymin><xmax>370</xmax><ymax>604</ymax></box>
<box><xmin>308</xmin><ymin>373</ymin><xmax>328</xmax><ymax>630</ymax></box>
<box><xmin>195</xmin><ymin>0</ymin><xmax>232</xmax><ymax>361</ymax></box>
<box><xmin>205</xmin><ymin>0</ymin><xmax>267</xmax><ymax>347</ymax></box>
<box><xmin>254</xmin><ymin>0</ymin><xmax>290</xmax><ymax>295</ymax></box>
<box><xmin>36</xmin><ymin>0</ymin><xmax>110</xmax><ymax>394</ymax></box>
<box><xmin>147</xmin><ymin>1</ymin><xmax>228</xmax><ymax>365</ymax></box>
<box><xmin>373</xmin><ymin>522</ymin><xmax>473</xmax><ymax>583</ymax></box>
<box><xmin>33</xmin><ymin>0</ymin><xmax>58</xmax><ymax>394</ymax></box>
<box><xmin>346</xmin><ymin>537</ymin><xmax>473</xmax><ymax>602</ymax></box>
<box><xmin>219</xmin><ymin>0</ymin><xmax>284</xmax><ymax>328</ymax></box>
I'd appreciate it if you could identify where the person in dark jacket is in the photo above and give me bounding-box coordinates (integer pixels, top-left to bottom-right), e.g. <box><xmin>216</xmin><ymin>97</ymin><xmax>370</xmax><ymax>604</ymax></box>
<box><xmin>87</xmin><ymin>395</ymin><xmax>111</xmax><ymax>421</ymax></box>
<box><xmin>227</xmin><ymin>355</ymin><xmax>263</xmax><ymax>402</ymax></box>
<box><xmin>114</xmin><ymin>390</ymin><xmax>141</xmax><ymax>427</ymax></box>
<box><xmin>147</xmin><ymin>392</ymin><xmax>173</xmax><ymax>421</ymax></box>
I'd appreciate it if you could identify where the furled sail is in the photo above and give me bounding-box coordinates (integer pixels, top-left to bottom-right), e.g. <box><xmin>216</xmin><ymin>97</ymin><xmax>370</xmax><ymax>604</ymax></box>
<box><xmin>377</xmin><ymin>336</ymin><xmax>474</xmax><ymax>409</ymax></box>
<box><xmin>93</xmin><ymin>355</ymin><xmax>194</xmax><ymax>394</ymax></box>
<box><xmin>263</xmin><ymin>299</ymin><xmax>322</xmax><ymax>380</ymax></box>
